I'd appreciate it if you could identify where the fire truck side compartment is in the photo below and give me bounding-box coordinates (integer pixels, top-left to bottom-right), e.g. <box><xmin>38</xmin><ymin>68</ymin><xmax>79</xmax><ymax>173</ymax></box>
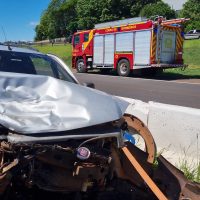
<box><xmin>93</xmin><ymin>29</ymin><xmax>152</xmax><ymax>69</ymax></box>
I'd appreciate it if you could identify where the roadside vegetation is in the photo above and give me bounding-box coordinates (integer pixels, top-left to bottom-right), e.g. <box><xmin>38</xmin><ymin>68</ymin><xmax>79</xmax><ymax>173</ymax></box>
<box><xmin>35</xmin><ymin>44</ymin><xmax>72</xmax><ymax>67</ymax></box>
<box><xmin>179</xmin><ymin>160</ymin><xmax>200</xmax><ymax>183</ymax></box>
<box><xmin>163</xmin><ymin>39</ymin><xmax>200</xmax><ymax>78</ymax></box>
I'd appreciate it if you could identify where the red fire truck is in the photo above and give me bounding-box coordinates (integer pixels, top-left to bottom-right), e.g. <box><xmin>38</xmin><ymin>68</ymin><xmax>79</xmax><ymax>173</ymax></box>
<box><xmin>72</xmin><ymin>17</ymin><xmax>188</xmax><ymax>76</ymax></box>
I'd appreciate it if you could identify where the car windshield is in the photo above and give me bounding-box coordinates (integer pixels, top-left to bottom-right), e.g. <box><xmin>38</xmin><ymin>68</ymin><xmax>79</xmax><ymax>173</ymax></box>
<box><xmin>0</xmin><ymin>50</ymin><xmax>76</xmax><ymax>83</ymax></box>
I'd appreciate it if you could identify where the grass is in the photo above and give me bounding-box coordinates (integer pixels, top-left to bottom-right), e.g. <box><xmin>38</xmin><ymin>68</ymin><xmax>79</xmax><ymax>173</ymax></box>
<box><xmin>34</xmin><ymin>39</ymin><xmax>200</xmax><ymax>78</ymax></box>
<box><xmin>34</xmin><ymin>44</ymin><xmax>72</xmax><ymax>67</ymax></box>
<box><xmin>165</xmin><ymin>39</ymin><xmax>200</xmax><ymax>78</ymax></box>
<box><xmin>179</xmin><ymin>160</ymin><xmax>200</xmax><ymax>183</ymax></box>
<box><xmin>183</xmin><ymin>39</ymin><xmax>200</xmax><ymax>68</ymax></box>
<box><xmin>155</xmin><ymin>146</ymin><xmax>200</xmax><ymax>183</ymax></box>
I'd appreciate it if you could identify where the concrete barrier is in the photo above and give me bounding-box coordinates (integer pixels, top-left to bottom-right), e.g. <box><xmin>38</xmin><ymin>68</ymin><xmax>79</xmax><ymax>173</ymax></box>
<box><xmin>119</xmin><ymin>96</ymin><xmax>200</xmax><ymax>168</ymax></box>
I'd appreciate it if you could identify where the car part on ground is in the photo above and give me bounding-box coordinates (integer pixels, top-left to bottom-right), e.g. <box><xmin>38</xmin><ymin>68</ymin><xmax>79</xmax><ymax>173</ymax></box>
<box><xmin>0</xmin><ymin>73</ymin><xmax>199</xmax><ymax>199</ymax></box>
<box><xmin>0</xmin><ymin>115</ymin><xmax>199</xmax><ymax>200</ymax></box>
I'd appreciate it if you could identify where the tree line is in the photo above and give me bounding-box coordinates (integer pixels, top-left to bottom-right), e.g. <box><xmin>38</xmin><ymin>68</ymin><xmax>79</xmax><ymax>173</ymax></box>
<box><xmin>35</xmin><ymin>0</ymin><xmax>200</xmax><ymax>41</ymax></box>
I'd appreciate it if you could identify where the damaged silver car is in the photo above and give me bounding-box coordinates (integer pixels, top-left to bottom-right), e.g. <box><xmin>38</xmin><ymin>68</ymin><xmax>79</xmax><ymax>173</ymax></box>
<box><xmin>0</xmin><ymin>45</ymin><xmax>199</xmax><ymax>200</ymax></box>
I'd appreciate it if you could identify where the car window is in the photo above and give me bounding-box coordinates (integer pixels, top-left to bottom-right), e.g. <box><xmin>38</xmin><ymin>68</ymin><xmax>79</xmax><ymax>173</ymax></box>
<box><xmin>31</xmin><ymin>56</ymin><xmax>54</xmax><ymax>77</ymax></box>
<box><xmin>31</xmin><ymin>54</ymin><xmax>76</xmax><ymax>83</ymax></box>
<box><xmin>0</xmin><ymin>50</ymin><xmax>76</xmax><ymax>84</ymax></box>
<box><xmin>84</xmin><ymin>33</ymin><xmax>89</xmax><ymax>42</ymax></box>
<box><xmin>74</xmin><ymin>34</ymin><xmax>80</xmax><ymax>46</ymax></box>
<box><xmin>51</xmin><ymin>58</ymin><xmax>76</xmax><ymax>82</ymax></box>
<box><xmin>0</xmin><ymin>51</ymin><xmax>37</xmax><ymax>74</ymax></box>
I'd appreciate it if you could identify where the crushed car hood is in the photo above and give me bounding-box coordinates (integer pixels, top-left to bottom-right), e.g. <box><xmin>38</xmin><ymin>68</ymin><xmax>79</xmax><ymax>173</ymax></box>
<box><xmin>0</xmin><ymin>72</ymin><xmax>129</xmax><ymax>134</ymax></box>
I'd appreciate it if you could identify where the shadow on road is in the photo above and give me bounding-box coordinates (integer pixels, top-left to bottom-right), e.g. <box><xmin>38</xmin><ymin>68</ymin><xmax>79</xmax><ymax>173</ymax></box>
<box><xmin>84</xmin><ymin>70</ymin><xmax>200</xmax><ymax>81</ymax></box>
<box><xmin>143</xmin><ymin>72</ymin><xmax>200</xmax><ymax>81</ymax></box>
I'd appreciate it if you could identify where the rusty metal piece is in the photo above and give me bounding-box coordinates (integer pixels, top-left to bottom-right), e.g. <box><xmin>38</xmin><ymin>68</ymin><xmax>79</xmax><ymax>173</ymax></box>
<box><xmin>123</xmin><ymin>114</ymin><xmax>156</xmax><ymax>163</ymax></box>
<box><xmin>110</xmin><ymin>145</ymin><xmax>128</xmax><ymax>180</ymax></box>
<box><xmin>111</xmin><ymin>143</ymin><xmax>154</xmax><ymax>190</ymax></box>
<box><xmin>0</xmin><ymin>152</ymin><xmax>4</xmax><ymax>166</ymax></box>
<box><xmin>81</xmin><ymin>179</ymin><xmax>94</xmax><ymax>192</ymax></box>
<box><xmin>0</xmin><ymin>151</ymin><xmax>12</xmax><ymax>195</ymax></box>
<box><xmin>0</xmin><ymin>173</ymin><xmax>12</xmax><ymax>195</ymax></box>
<box><xmin>1</xmin><ymin>159</ymin><xmax>19</xmax><ymax>174</ymax></box>
<box><xmin>157</xmin><ymin>156</ymin><xmax>200</xmax><ymax>200</ymax></box>
<box><xmin>122</xmin><ymin>146</ymin><xmax>168</xmax><ymax>200</ymax></box>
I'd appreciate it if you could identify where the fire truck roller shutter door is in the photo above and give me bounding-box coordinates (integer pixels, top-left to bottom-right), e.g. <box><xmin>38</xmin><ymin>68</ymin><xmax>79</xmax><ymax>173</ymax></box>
<box><xmin>93</xmin><ymin>35</ymin><xmax>104</xmax><ymax>65</ymax></box>
<box><xmin>134</xmin><ymin>30</ymin><xmax>151</xmax><ymax>66</ymax></box>
<box><xmin>116</xmin><ymin>32</ymin><xmax>133</xmax><ymax>52</ymax></box>
<box><xmin>160</xmin><ymin>30</ymin><xmax>176</xmax><ymax>63</ymax></box>
<box><xmin>104</xmin><ymin>34</ymin><xmax>115</xmax><ymax>65</ymax></box>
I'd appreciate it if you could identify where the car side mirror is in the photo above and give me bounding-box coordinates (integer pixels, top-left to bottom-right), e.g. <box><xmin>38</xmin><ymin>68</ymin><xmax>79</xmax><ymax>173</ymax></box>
<box><xmin>83</xmin><ymin>82</ymin><xmax>95</xmax><ymax>89</ymax></box>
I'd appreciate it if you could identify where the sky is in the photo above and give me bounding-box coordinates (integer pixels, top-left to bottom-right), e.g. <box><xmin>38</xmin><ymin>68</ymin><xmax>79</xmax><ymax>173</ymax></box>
<box><xmin>0</xmin><ymin>0</ymin><xmax>187</xmax><ymax>42</ymax></box>
<box><xmin>0</xmin><ymin>0</ymin><xmax>50</xmax><ymax>42</ymax></box>
<box><xmin>163</xmin><ymin>0</ymin><xmax>187</xmax><ymax>10</ymax></box>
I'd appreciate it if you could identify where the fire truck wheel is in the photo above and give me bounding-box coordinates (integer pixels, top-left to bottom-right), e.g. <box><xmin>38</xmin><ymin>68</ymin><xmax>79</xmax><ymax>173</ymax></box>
<box><xmin>76</xmin><ymin>59</ymin><xmax>87</xmax><ymax>73</ymax></box>
<box><xmin>117</xmin><ymin>59</ymin><xmax>130</xmax><ymax>77</ymax></box>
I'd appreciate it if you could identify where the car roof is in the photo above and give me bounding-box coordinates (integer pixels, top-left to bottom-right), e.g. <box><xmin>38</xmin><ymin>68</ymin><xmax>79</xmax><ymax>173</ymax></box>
<box><xmin>0</xmin><ymin>45</ymin><xmax>44</xmax><ymax>55</ymax></box>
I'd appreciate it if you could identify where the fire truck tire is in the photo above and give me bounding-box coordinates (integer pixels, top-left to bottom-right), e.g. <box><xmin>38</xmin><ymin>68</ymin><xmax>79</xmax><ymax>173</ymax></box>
<box><xmin>117</xmin><ymin>59</ymin><xmax>130</xmax><ymax>77</ymax></box>
<box><xmin>76</xmin><ymin>59</ymin><xmax>87</xmax><ymax>73</ymax></box>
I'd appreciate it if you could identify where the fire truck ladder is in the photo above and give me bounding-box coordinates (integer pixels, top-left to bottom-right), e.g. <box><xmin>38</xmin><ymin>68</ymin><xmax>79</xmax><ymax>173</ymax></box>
<box><xmin>94</xmin><ymin>17</ymin><xmax>147</xmax><ymax>29</ymax></box>
<box><xmin>160</xmin><ymin>18</ymin><xmax>190</xmax><ymax>26</ymax></box>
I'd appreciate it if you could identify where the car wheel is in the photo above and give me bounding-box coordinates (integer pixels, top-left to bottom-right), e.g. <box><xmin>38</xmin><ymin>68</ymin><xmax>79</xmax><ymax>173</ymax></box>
<box><xmin>117</xmin><ymin>59</ymin><xmax>130</xmax><ymax>77</ymax></box>
<box><xmin>76</xmin><ymin>59</ymin><xmax>87</xmax><ymax>73</ymax></box>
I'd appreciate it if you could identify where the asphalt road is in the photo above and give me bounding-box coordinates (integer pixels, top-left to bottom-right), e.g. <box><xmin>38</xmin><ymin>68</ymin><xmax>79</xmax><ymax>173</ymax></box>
<box><xmin>74</xmin><ymin>73</ymin><xmax>200</xmax><ymax>109</ymax></box>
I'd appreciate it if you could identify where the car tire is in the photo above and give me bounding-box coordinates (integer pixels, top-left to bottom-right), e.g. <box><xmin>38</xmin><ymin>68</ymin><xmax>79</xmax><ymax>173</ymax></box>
<box><xmin>117</xmin><ymin>59</ymin><xmax>130</xmax><ymax>77</ymax></box>
<box><xmin>76</xmin><ymin>59</ymin><xmax>87</xmax><ymax>73</ymax></box>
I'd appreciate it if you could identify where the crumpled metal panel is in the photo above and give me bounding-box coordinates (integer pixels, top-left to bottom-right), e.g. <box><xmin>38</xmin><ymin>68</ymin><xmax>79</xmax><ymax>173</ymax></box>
<box><xmin>0</xmin><ymin>72</ymin><xmax>129</xmax><ymax>134</ymax></box>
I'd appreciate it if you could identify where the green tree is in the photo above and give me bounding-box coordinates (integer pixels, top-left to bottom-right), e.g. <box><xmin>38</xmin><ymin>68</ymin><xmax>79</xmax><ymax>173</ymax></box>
<box><xmin>76</xmin><ymin>0</ymin><xmax>159</xmax><ymax>30</ymax></box>
<box><xmin>180</xmin><ymin>0</ymin><xmax>200</xmax><ymax>32</ymax></box>
<box><xmin>76</xmin><ymin>0</ymin><xmax>105</xmax><ymax>29</ymax></box>
<box><xmin>35</xmin><ymin>0</ymin><xmax>164</xmax><ymax>40</ymax></box>
<box><xmin>130</xmin><ymin>0</ymin><xmax>158</xmax><ymax>16</ymax></box>
<box><xmin>35</xmin><ymin>11</ymin><xmax>49</xmax><ymax>41</ymax></box>
<box><xmin>59</xmin><ymin>0</ymin><xmax>78</xmax><ymax>38</ymax></box>
<box><xmin>35</xmin><ymin>0</ymin><xmax>70</xmax><ymax>40</ymax></box>
<box><xmin>140</xmin><ymin>1</ymin><xmax>176</xmax><ymax>19</ymax></box>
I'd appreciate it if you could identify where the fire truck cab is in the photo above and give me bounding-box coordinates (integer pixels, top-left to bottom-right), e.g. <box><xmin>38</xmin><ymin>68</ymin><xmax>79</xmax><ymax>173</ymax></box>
<box><xmin>72</xmin><ymin>17</ymin><xmax>188</xmax><ymax>77</ymax></box>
